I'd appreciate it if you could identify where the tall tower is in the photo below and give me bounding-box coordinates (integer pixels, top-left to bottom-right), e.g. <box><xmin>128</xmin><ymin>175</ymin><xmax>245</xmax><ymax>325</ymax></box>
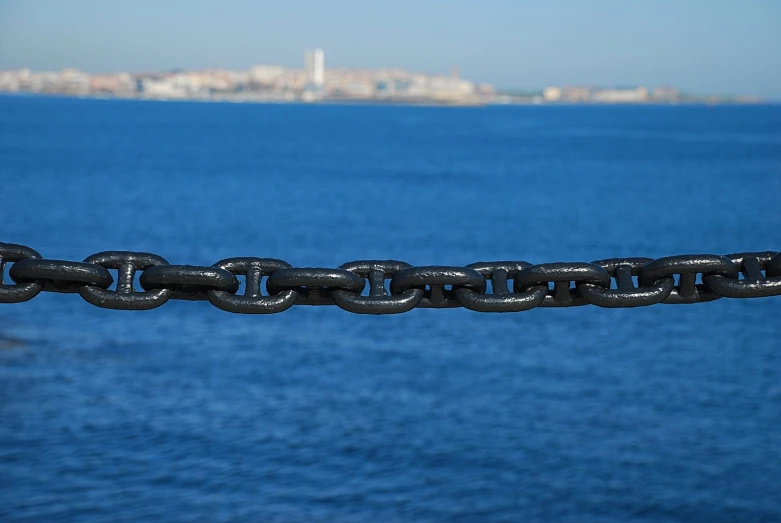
<box><xmin>313</xmin><ymin>49</ymin><xmax>325</xmax><ymax>87</ymax></box>
<box><xmin>305</xmin><ymin>48</ymin><xmax>325</xmax><ymax>87</ymax></box>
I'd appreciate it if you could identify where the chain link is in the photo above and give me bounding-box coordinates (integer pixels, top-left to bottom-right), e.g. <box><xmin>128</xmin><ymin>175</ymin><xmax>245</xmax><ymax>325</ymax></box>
<box><xmin>638</xmin><ymin>254</ymin><xmax>738</xmax><ymax>304</ymax></box>
<box><xmin>578</xmin><ymin>258</ymin><xmax>674</xmax><ymax>308</ymax></box>
<box><xmin>1</xmin><ymin>242</ymin><xmax>779</xmax><ymax>314</ymax></box>
<box><xmin>453</xmin><ymin>262</ymin><xmax>546</xmax><ymax>312</ymax></box>
<box><xmin>0</xmin><ymin>243</ymin><xmax>43</xmax><ymax>303</ymax></box>
<box><xmin>330</xmin><ymin>261</ymin><xmax>424</xmax><ymax>314</ymax></box>
<box><xmin>78</xmin><ymin>251</ymin><xmax>173</xmax><ymax>310</ymax></box>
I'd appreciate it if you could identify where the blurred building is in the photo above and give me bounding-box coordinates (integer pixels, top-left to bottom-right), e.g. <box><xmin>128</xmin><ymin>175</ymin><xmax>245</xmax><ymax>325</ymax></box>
<box><xmin>543</xmin><ymin>86</ymin><xmax>562</xmax><ymax>101</ymax></box>
<box><xmin>561</xmin><ymin>86</ymin><xmax>593</xmax><ymax>102</ymax></box>
<box><xmin>59</xmin><ymin>69</ymin><xmax>90</xmax><ymax>94</ymax></box>
<box><xmin>592</xmin><ymin>86</ymin><xmax>649</xmax><ymax>103</ymax></box>
<box><xmin>651</xmin><ymin>86</ymin><xmax>680</xmax><ymax>102</ymax></box>
<box><xmin>305</xmin><ymin>49</ymin><xmax>325</xmax><ymax>87</ymax></box>
<box><xmin>476</xmin><ymin>84</ymin><xmax>496</xmax><ymax>96</ymax></box>
<box><xmin>90</xmin><ymin>73</ymin><xmax>135</xmax><ymax>95</ymax></box>
<box><xmin>0</xmin><ymin>70</ymin><xmax>21</xmax><ymax>91</ymax></box>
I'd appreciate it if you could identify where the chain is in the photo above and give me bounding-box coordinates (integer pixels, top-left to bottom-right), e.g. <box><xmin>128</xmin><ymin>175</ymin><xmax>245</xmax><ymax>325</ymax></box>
<box><xmin>2</xmin><ymin>242</ymin><xmax>780</xmax><ymax>314</ymax></box>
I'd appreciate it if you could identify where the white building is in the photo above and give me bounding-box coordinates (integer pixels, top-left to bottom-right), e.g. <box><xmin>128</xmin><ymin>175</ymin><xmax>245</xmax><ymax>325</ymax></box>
<box><xmin>592</xmin><ymin>87</ymin><xmax>649</xmax><ymax>103</ymax></box>
<box><xmin>304</xmin><ymin>48</ymin><xmax>325</xmax><ymax>87</ymax></box>
<box><xmin>543</xmin><ymin>86</ymin><xmax>562</xmax><ymax>101</ymax></box>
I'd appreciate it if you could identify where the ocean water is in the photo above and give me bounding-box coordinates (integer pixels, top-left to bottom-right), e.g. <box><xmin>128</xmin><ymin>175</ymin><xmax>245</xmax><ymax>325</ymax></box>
<box><xmin>1</xmin><ymin>95</ymin><xmax>780</xmax><ymax>522</ymax></box>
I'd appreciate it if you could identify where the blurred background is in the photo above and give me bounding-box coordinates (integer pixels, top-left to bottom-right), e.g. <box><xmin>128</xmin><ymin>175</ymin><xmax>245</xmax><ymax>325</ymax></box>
<box><xmin>1</xmin><ymin>1</ymin><xmax>780</xmax><ymax>522</ymax></box>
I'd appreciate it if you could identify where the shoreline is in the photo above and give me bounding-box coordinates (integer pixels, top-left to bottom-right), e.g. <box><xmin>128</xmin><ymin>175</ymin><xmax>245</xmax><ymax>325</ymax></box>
<box><xmin>0</xmin><ymin>91</ymin><xmax>775</xmax><ymax>107</ymax></box>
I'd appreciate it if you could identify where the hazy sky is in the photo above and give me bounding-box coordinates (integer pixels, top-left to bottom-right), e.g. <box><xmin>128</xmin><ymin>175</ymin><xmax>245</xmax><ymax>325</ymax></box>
<box><xmin>1</xmin><ymin>0</ymin><xmax>780</xmax><ymax>97</ymax></box>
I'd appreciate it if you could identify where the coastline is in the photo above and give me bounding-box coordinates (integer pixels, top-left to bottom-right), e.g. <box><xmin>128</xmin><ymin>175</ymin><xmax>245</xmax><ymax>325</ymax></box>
<box><xmin>0</xmin><ymin>91</ymin><xmax>774</xmax><ymax>107</ymax></box>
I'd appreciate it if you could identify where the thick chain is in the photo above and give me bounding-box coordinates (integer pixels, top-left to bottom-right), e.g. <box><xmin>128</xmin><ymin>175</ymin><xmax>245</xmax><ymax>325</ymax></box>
<box><xmin>2</xmin><ymin>242</ymin><xmax>780</xmax><ymax>314</ymax></box>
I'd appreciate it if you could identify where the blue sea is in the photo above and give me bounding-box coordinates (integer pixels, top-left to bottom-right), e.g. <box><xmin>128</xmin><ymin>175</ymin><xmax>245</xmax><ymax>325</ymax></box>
<box><xmin>1</xmin><ymin>95</ymin><xmax>780</xmax><ymax>522</ymax></box>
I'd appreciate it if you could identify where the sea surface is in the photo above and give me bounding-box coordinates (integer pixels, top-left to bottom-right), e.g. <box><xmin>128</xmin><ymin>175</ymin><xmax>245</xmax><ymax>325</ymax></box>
<box><xmin>1</xmin><ymin>95</ymin><xmax>780</xmax><ymax>523</ymax></box>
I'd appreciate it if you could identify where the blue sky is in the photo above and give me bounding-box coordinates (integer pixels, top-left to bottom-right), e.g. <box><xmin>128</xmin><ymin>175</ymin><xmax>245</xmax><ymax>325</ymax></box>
<box><xmin>1</xmin><ymin>0</ymin><xmax>779</xmax><ymax>97</ymax></box>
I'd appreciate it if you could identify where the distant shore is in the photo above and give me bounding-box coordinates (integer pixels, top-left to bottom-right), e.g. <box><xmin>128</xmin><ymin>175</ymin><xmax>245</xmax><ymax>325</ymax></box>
<box><xmin>2</xmin><ymin>65</ymin><xmax>770</xmax><ymax>107</ymax></box>
<box><xmin>0</xmin><ymin>91</ymin><xmax>773</xmax><ymax>107</ymax></box>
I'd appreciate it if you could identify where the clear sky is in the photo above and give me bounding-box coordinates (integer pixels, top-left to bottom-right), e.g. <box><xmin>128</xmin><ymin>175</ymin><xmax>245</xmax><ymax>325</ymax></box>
<box><xmin>1</xmin><ymin>0</ymin><xmax>780</xmax><ymax>97</ymax></box>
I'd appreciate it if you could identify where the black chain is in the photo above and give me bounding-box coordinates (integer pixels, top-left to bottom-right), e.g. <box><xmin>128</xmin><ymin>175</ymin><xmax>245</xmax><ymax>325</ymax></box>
<box><xmin>2</xmin><ymin>242</ymin><xmax>780</xmax><ymax>314</ymax></box>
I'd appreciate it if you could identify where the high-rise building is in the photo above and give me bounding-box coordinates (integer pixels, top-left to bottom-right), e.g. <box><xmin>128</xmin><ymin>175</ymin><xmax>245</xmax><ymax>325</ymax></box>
<box><xmin>304</xmin><ymin>48</ymin><xmax>325</xmax><ymax>87</ymax></box>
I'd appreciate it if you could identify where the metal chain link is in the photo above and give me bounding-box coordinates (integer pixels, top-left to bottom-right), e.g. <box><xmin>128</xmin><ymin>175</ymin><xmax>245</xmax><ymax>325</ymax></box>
<box><xmin>2</xmin><ymin>242</ymin><xmax>780</xmax><ymax>314</ymax></box>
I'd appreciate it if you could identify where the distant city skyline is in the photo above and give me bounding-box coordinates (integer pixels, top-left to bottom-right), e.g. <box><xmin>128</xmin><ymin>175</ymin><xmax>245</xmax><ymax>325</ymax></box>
<box><xmin>4</xmin><ymin>57</ymin><xmax>762</xmax><ymax>106</ymax></box>
<box><xmin>1</xmin><ymin>0</ymin><xmax>780</xmax><ymax>98</ymax></box>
